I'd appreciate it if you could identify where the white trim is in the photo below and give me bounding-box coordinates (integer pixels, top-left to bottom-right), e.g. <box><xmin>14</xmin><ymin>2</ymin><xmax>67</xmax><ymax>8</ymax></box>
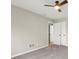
<box><xmin>11</xmin><ymin>45</ymin><xmax>48</xmax><ymax>58</ymax></box>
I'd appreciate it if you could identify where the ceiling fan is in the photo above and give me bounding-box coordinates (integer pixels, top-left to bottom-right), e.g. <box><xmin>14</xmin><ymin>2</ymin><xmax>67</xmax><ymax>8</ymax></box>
<box><xmin>44</xmin><ymin>0</ymin><xmax>68</xmax><ymax>12</ymax></box>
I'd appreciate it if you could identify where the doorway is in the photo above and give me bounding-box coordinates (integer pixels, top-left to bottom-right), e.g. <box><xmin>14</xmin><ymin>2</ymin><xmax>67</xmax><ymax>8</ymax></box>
<box><xmin>48</xmin><ymin>24</ymin><xmax>53</xmax><ymax>47</ymax></box>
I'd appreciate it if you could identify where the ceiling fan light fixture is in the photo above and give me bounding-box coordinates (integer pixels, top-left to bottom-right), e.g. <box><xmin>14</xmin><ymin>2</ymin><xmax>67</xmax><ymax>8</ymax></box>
<box><xmin>54</xmin><ymin>6</ymin><xmax>60</xmax><ymax>10</ymax></box>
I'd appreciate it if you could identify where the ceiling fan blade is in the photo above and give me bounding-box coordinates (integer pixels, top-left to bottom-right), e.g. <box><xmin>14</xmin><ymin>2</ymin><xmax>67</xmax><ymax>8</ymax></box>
<box><xmin>44</xmin><ymin>5</ymin><xmax>54</xmax><ymax>7</ymax></box>
<box><xmin>59</xmin><ymin>0</ymin><xmax>68</xmax><ymax>6</ymax></box>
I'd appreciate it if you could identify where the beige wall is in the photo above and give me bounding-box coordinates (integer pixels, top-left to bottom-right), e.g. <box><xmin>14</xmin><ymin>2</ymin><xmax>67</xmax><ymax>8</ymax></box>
<box><xmin>11</xmin><ymin>5</ymin><xmax>53</xmax><ymax>56</ymax></box>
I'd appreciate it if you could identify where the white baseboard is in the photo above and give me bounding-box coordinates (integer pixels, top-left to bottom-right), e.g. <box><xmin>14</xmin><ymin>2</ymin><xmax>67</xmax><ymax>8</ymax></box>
<box><xmin>11</xmin><ymin>45</ymin><xmax>48</xmax><ymax>58</ymax></box>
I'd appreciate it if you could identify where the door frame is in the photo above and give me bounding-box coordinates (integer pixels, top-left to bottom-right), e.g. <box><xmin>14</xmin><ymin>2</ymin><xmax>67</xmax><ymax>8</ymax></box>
<box><xmin>48</xmin><ymin>23</ymin><xmax>53</xmax><ymax>46</ymax></box>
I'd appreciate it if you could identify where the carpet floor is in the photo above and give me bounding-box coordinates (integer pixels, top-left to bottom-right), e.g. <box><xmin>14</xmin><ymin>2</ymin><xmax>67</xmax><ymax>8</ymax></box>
<box><xmin>12</xmin><ymin>45</ymin><xmax>68</xmax><ymax>59</ymax></box>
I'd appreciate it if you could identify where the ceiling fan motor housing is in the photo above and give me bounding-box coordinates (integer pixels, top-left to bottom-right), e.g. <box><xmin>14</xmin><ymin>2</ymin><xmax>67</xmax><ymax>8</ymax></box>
<box><xmin>55</xmin><ymin>1</ymin><xmax>59</xmax><ymax>4</ymax></box>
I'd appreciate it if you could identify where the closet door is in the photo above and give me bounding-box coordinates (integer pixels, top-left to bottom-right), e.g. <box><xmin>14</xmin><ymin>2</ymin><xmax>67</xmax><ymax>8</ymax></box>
<box><xmin>61</xmin><ymin>22</ymin><xmax>67</xmax><ymax>46</ymax></box>
<box><xmin>53</xmin><ymin>23</ymin><xmax>61</xmax><ymax>45</ymax></box>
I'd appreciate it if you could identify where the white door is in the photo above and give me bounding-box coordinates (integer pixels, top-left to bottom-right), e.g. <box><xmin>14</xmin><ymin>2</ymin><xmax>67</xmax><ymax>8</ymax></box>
<box><xmin>53</xmin><ymin>23</ymin><xmax>61</xmax><ymax>45</ymax></box>
<box><xmin>61</xmin><ymin>22</ymin><xmax>68</xmax><ymax>46</ymax></box>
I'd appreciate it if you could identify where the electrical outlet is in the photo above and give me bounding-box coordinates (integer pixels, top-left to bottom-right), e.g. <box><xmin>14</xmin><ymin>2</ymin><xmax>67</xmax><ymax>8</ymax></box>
<box><xmin>29</xmin><ymin>44</ymin><xmax>34</xmax><ymax>48</ymax></box>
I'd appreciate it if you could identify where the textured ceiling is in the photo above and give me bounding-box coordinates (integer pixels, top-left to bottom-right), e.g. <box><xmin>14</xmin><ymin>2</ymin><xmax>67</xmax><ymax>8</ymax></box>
<box><xmin>11</xmin><ymin>0</ymin><xmax>68</xmax><ymax>20</ymax></box>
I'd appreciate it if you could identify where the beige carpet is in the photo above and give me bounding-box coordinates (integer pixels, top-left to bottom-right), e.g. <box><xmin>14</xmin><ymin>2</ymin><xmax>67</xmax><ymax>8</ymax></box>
<box><xmin>12</xmin><ymin>45</ymin><xmax>68</xmax><ymax>59</ymax></box>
